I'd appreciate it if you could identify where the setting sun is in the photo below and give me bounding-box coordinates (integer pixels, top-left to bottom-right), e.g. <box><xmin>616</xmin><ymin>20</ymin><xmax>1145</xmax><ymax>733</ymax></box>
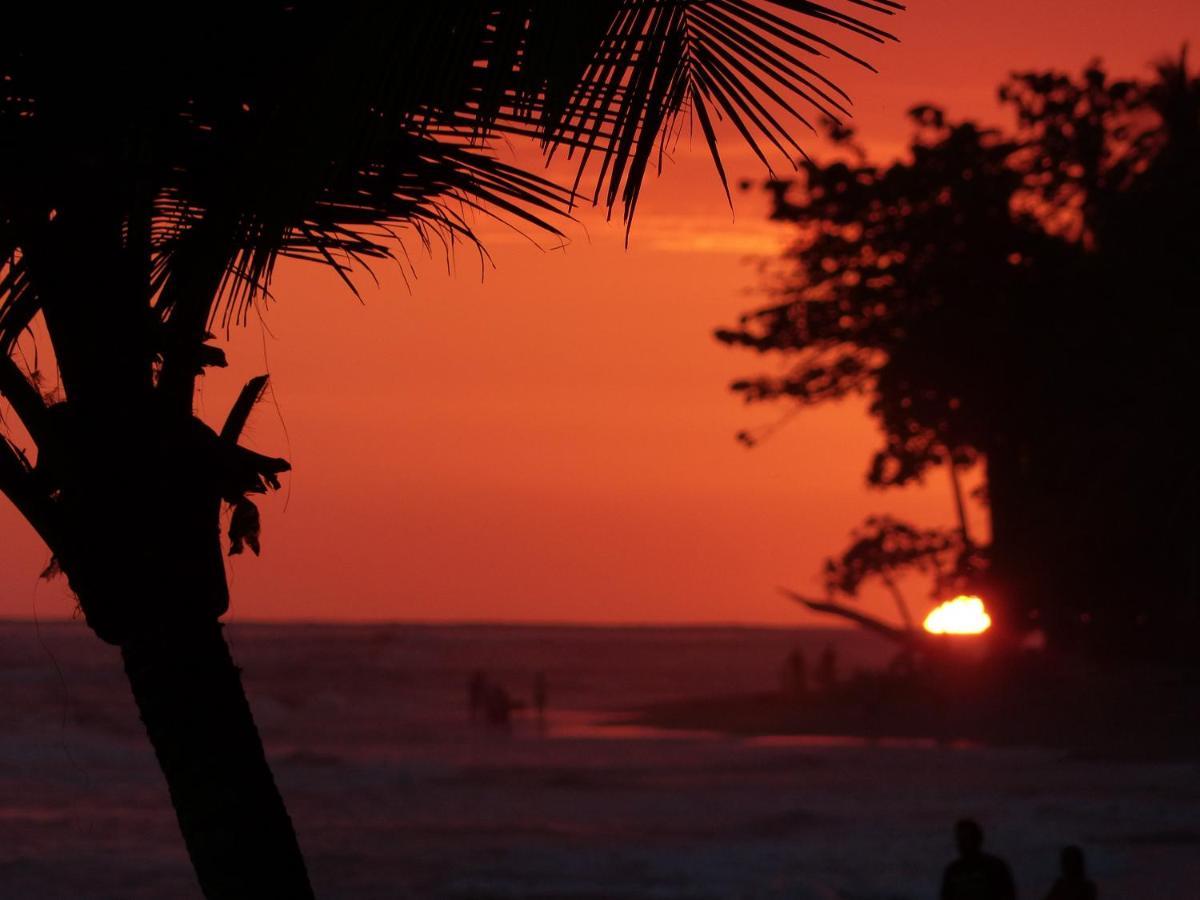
<box><xmin>923</xmin><ymin>596</ymin><xmax>993</xmax><ymax>635</ymax></box>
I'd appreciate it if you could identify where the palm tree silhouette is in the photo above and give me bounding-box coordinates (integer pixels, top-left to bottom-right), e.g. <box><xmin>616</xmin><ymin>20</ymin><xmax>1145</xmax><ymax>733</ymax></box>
<box><xmin>0</xmin><ymin>4</ymin><xmax>901</xmax><ymax>896</ymax></box>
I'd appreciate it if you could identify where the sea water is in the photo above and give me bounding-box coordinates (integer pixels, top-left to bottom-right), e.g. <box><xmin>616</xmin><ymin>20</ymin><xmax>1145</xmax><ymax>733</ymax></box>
<box><xmin>2</xmin><ymin>622</ymin><xmax>1198</xmax><ymax>898</ymax></box>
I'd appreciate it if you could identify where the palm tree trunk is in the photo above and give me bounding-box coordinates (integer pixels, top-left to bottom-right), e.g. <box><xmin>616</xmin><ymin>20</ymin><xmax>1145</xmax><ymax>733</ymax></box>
<box><xmin>1</xmin><ymin>200</ymin><xmax>313</xmax><ymax>896</ymax></box>
<box><xmin>121</xmin><ymin>618</ymin><xmax>315</xmax><ymax>899</ymax></box>
<box><xmin>5</xmin><ymin>419</ymin><xmax>312</xmax><ymax>897</ymax></box>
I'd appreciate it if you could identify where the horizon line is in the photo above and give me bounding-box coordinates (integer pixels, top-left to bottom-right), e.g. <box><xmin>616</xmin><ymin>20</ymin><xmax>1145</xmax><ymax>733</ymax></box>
<box><xmin>2</xmin><ymin>615</ymin><xmax>854</xmax><ymax>631</ymax></box>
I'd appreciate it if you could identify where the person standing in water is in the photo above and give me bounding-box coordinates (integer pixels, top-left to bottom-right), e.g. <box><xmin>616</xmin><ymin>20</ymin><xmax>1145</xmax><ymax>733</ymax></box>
<box><xmin>941</xmin><ymin>819</ymin><xmax>1016</xmax><ymax>900</ymax></box>
<box><xmin>1043</xmin><ymin>846</ymin><xmax>1096</xmax><ymax>900</ymax></box>
<box><xmin>485</xmin><ymin>682</ymin><xmax>515</xmax><ymax>729</ymax></box>
<box><xmin>781</xmin><ymin>647</ymin><xmax>808</xmax><ymax>698</ymax></box>
<box><xmin>468</xmin><ymin>670</ymin><xmax>487</xmax><ymax>722</ymax></box>
<box><xmin>815</xmin><ymin>643</ymin><xmax>839</xmax><ymax>695</ymax></box>
<box><xmin>533</xmin><ymin>671</ymin><xmax>548</xmax><ymax>721</ymax></box>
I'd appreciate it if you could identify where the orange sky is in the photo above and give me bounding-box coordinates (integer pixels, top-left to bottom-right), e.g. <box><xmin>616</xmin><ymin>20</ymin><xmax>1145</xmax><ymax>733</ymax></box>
<box><xmin>2</xmin><ymin>1</ymin><xmax>1196</xmax><ymax>625</ymax></box>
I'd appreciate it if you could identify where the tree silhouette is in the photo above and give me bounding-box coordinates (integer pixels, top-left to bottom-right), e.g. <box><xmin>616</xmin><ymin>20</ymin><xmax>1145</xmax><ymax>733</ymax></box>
<box><xmin>821</xmin><ymin>515</ymin><xmax>976</xmax><ymax>629</ymax></box>
<box><xmin>779</xmin><ymin>513</ymin><xmax>982</xmax><ymax>648</ymax></box>
<box><xmin>718</xmin><ymin>53</ymin><xmax>1199</xmax><ymax>657</ymax></box>
<box><xmin>0</xmin><ymin>4</ymin><xmax>901</xmax><ymax>896</ymax></box>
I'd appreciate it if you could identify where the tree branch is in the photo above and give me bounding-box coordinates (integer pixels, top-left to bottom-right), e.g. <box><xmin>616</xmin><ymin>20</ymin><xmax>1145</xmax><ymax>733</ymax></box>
<box><xmin>156</xmin><ymin>221</ymin><xmax>235</xmax><ymax>415</ymax></box>
<box><xmin>0</xmin><ymin>437</ymin><xmax>58</xmax><ymax>551</ymax></box>
<box><xmin>948</xmin><ymin>460</ymin><xmax>972</xmax><ymax>546</ymax></box>
<box><xmin>0</xmin><ymin>354</ymin><xmax>49</xmax><ymax>446</ymax></box>
<box><xmin>778</xmin><ymin>587</ymin><xmax>914</xmax><ymax>645</ymax></box>
<box><xmin>880</xmin><ymin>572</ymin><xmax>914</xmax><ymax>631</ymax></box>
<box><xmin>221</xmin><ymin>375</ymin><xmax>269</xmax><ymax>444</ymax></box>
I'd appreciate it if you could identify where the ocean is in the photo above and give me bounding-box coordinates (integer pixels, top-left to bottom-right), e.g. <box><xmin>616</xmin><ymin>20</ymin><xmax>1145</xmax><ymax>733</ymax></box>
<box><xmin>2</xmin><ymin>621</ymin><xmax>1197</xmax><ymax>898</ymax></box>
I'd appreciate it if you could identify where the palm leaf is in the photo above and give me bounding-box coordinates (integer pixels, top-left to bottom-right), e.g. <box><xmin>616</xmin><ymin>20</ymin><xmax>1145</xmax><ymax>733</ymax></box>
<box><xmin>0</xmin><ymin>1</ymin><xmax>903</xmax><ymax>416</ymax></box>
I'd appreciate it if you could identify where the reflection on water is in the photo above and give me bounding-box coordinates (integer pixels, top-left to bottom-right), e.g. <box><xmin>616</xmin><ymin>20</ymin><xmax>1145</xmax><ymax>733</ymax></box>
<box><xmin>547</xmin><ymin>710</ymin><xmax>723</xmax><ymax>742</ymax></box>
<box><xmin>544</xmin><ymin>710</ymin><xmax>974</xmax><ymax>748</ymax></box>
<box><xmin>744</xmin><ymin>733</ymin><xmax>981</xmax><ymax>750</ymax></box>
<box><xmin>545</xmin><ymin>710</ymin><xmax>979</xmax><ymax>750</ymax></box>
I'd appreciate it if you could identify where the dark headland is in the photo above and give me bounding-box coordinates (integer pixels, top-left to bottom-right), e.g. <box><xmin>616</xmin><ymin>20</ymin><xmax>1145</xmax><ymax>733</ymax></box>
<box><xmin>614</xmin><ymin>650</ymin><xmax>1200</xmax><ymax>761</ymax></box>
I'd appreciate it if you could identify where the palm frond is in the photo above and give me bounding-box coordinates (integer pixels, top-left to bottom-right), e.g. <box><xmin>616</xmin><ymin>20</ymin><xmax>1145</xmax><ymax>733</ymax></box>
<box><xmin>0</xmin><ymin>1</ymin><xmax>903</xmax><ymax>412</ymax></box>
<box><xmin>508</xmin><ymin>1</ymin><xmax>903</xmax><ymax>221</ymax></box>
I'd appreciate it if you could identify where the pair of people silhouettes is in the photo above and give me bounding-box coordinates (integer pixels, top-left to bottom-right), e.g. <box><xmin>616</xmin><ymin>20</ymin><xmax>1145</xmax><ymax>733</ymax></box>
<box><xmin>942</xmin><ymin>819</ymin><xmax>1096</xmax><ymax>900</ymax></box>
<box><xmin>468</xmin><ymin>669</ymin><xmax>548</xmax><ymax>728</ymax></box>
<box><xmin>467</xmin><ymin>670</ymin><xmax>514</xmax><ymax>727</ymax></box>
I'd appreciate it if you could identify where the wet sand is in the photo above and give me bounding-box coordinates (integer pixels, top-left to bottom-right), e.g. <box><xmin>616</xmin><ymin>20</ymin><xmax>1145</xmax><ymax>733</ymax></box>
<box><xmin>620</xmin><ymin>658</ymin><xmax>1200</xmax><ymax>761</ymax></box>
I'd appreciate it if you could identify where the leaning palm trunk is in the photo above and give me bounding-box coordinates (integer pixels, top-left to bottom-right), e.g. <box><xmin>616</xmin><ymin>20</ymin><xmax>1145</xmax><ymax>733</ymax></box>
<box><xmin>83</xmin><ymin>476</ymin><xmax>311</xmax><ymax>898</ymax></box>
<box><xmin>122</xmin><ymin>620</ymin><xmax>313</xmax><ymax>898</ymax></box>
<box><xmin>74</xmin><ymin>493</ymin><xmax>313</xmax><ymax>898</ymax></box>
<box><xmin>0</xmin><ymin>195</ymin><xmax>308</xmax><ymax>892</ymax></box>
<box><xmin>0</xmin><ymin>352</ymin><xmax>310</xmax><ymax>895</ymax></box>
<box><xmin>43</xmin><ymin>369</ymin><xmax>311</xmax><ymax>896</ymax></box>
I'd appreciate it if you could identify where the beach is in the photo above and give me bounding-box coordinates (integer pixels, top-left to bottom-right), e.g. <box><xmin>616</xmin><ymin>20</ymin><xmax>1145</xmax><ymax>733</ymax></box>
<box><xmin>3</xmin><ymin>621</ymin><xmax>1198</xmax><ymax>898</ymax></box>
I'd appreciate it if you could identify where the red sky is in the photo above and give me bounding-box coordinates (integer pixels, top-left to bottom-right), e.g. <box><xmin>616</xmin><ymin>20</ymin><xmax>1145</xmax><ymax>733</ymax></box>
<box><xmin>2</xmin><ymin>1</ymin><xmax>1196</xmax><ymax>625</ymax></box>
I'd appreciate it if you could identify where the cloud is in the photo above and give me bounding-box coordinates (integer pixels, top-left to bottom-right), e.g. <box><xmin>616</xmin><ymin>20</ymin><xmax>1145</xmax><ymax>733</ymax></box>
<box><xmin>629</xmin><ymin>214</ymin><xmax>789</xmax><ymax>255</ymax></box>
<box><xmin>464</xmin><ymin>211</ymin><xmax>789</xmax><ymax>258</ymax></box>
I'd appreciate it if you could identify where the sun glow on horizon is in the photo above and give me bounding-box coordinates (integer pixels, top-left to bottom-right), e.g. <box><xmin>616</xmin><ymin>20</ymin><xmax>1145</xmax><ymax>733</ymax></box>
<box><xmin>923</xmin><ymin>595</ymin><xmax>992</xmax><ymax>636</ymax></box>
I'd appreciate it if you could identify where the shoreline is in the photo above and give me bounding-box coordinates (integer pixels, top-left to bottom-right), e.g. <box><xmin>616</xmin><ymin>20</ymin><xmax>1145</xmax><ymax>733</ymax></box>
<box><xmin>612</xmin><ymin>677</ymin><xmax>1200</xmax><ymax>763</ymax></box>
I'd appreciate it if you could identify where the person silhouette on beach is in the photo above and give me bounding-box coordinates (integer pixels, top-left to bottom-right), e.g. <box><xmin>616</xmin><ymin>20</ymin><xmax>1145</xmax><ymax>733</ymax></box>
<box><xmin>485</xmin><ymin>683</ymin><xmax>515</xmax><ymax>729</ymax></box>
<box><xmin>533</xmin><ymin>671</ymin><xmax>548</xmax><ymax>720</ymax></box>
<box><xmin>941</xmin><ymin>819</ymin><xmax>1016</xmax><ymax>900</ymax></box>
<box><xmin>469</xmin><ymin>670</ymin><xmax>487</xmax><ymax>722</ymax></box>
<box><xmin>815</xmin><ymin>643</ymin><xmax>838</xmax><ymax>695</ymax></box>
<box><xmin>1042</xmin><ymin>845</ymin><xmax>1096</xmax><ymax>900</ymax></box>
<box><xmin>781</xmin><ymin>647</ymin><xmax>808</xmax><ymax>698</ymax></box>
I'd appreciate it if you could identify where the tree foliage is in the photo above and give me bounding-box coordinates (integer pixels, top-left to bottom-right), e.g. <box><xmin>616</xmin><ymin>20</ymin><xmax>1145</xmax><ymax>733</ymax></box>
<box><xmin>719</xmin><ymin>53</ymin><xmax>1199</xmax><ymax>653</ymax></box>
<box><xmin>0</xmin><ymin>2</ymin><xmax>903</xmax><ymax>354</ymax></box>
